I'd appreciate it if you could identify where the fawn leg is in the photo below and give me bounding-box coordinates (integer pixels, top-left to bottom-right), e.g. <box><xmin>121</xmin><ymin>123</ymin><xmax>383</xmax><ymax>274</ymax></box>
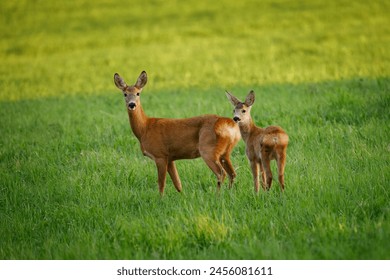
<box><xmin>276</xmin><ymin>148</ymin><xmax>287</xmax><ymax>191</ymax></box>
<box><xmin>250</xmin><ymin>160</ymin><xmax>260</xmax><ymax>193</ymax></box>
<box><xmin>261</xmin><ymin>152</ymin><xmax>273</xmax><ymax>190</ymax></box>
<box><xmin>259</xmin><ymin>161</ymin><xmax>266</xmax><ymax>191</ymax></box>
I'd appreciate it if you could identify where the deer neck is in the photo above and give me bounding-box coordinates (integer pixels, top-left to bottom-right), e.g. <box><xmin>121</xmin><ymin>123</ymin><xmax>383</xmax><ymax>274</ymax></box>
<box><xmin>239</xmin><ymin>118</ymin><xmax>257</xmax><ymax>143</ymax></box>
<box><xmin>127</xmin><ymin>104</ymin><xmax>148</xmax><ymax>140</ymax></box>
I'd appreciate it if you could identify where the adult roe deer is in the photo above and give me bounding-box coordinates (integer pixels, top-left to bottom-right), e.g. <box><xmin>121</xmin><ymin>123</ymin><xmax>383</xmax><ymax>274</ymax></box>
<box><xmin>114</xmin><ymin>71</ymin><xmax>241</xmax><ymax>195</ymax></box>
<box><xmin>226</xmin><ymin>90</ymin><xmax>289</xmax><ymax>193</ymax></box>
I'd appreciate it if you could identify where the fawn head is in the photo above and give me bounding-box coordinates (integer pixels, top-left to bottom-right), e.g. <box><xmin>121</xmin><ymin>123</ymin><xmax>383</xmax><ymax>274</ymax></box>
<box><xmin>225</xmin><ymin>90</ymin><xmax>255</xmax><ymax>124</ymax></box>
<box><xmin>114</xmin><ymin>71</ymin><xmax>148</xmax><ymax>110</ymax></box>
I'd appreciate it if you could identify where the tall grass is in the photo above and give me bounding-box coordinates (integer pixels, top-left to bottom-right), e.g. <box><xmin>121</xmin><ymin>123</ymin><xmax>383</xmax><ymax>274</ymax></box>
<box><xmin>0</xmin><ymin>0</ymin><xmax>389</xmax><ymax>259</ymax></box>
<box><xmin>1</xmin><ymin>79</ymin><xmax>389</xmax><ymax>259</ymax></box>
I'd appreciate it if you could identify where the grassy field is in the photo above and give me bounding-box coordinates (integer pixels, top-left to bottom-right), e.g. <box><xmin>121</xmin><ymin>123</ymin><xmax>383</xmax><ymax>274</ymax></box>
<box><xmin>1</xmin><ymin>0</ymin><xmax>389</xmax><ymax>259</ymax></box>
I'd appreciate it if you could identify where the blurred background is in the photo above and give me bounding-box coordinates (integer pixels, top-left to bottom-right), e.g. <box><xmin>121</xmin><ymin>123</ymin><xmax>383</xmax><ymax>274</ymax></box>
<box><xmin>1</xmin><ymin>0</ymin><xmax>389</xmax><ymax>100</ymax></box>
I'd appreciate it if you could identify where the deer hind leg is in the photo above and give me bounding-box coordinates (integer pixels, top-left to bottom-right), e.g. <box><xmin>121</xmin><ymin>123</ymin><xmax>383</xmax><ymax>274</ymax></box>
<box><xmin>201</xmin><ymin>153</ymin><xmax>225</xmax><ymax>191</ymax></box>
<box><xmin>276</xmin><ymin>147</ymin><xmax>287</xmax><ymax>191</ymax></box>
<box><xmin>221</xmin><ymin>154</ymin><xmax>236</xmax><ymax>189</ymax></box>
<box><xmin>155</xmin><ymin>158</ymin><xmax>168</xmax><ymax>195</ymax></box>
<box><xmin>219</xmin><ymin>162</ymin><xmax>227</xmax><ymax>185</ymax></box>
<box><xmin>168</xmin><ymin>161</ymin><xmax>182</xmax><ymax>193</ymax></box>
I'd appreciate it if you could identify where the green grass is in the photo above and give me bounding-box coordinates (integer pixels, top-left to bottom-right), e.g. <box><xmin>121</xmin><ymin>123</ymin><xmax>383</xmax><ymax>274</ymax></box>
<box><xmin>1</xmin><ymin>0</ymin><xmax>389</xmax><ymax>100</ymax></box>
<box><xmin>0</xmin><ymin>0</ymin><xmax>389</xmax><ymax>259</ymax></box>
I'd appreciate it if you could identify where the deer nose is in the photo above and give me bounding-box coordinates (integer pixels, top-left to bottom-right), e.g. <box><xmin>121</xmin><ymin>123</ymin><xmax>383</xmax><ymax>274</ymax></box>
<box><xmin>128</xmin><ymin>102</ymin><xmax>136</xmax><ymax>110</ymax></box>
<box><xmin>233</xmin><ymin>116</ymin><xmax>240</xmax><ymax>122</ymax></box>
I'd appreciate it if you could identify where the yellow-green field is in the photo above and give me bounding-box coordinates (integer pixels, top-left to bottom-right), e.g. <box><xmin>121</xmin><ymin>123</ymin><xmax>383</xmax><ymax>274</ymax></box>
<box><xmin>0</xmin><ymin>0</ymin><xmax>389</xmax><ymax>259</ymax></box>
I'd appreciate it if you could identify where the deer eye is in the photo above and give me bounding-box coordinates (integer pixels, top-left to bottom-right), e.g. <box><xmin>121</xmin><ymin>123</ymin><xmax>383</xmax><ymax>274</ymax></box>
<box><xmin>136</xmin><ymin>93</ymin><xmax>140</xmax><ymax>96</ymax></box>
<box><xmin>242</xmin><ymin>110</ymin><xmax>246</xmax><ymax>113</ymax></box>
<box><xmin>124</xmin><ymin>93</ymin><xmax>127</xmax><ymax>97</ymax></box>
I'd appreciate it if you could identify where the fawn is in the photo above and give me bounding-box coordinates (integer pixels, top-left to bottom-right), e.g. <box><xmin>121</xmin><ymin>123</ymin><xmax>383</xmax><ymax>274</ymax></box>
<box><xmin>226</xmin><ymin>90</ymin><xmax>289</xmax><ymax>192</ymax></box>
<box><xmin>114</xmin><ymin>71</ymin><xmax>241</xmax><ymax>195</ymax></box>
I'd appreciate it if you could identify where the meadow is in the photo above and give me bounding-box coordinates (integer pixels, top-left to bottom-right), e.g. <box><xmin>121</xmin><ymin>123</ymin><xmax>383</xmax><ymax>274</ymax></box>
<box><xmin>0</xmin><ymin>0</ymin><xmax>389</xmax><ymax>259</ymax></box>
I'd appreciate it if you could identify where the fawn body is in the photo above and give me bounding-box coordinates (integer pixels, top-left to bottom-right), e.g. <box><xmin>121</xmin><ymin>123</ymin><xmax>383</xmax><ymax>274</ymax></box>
<box><xmin>114</xmin><ymin>71</ymin><xmax>240</xmax><ymax>194</ymax></box>
<box><xmin>226</xmin><ymin>90</ymin><xmax>288</xmax><ymax>192</ymax></box>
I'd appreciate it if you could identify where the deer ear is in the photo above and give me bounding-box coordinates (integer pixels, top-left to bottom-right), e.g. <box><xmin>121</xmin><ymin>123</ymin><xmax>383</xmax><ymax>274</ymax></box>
<box><xmin>135</xmin><ymin>71</ymin><xmax>147</xmax><ymax>89</ymax></box>
<box><xmin>114</xmin><ymin>73</ymin><xmax>127</xmax><ymax>90</ymax></box>
<box><xmin>225</xmin><ymin>91</ymin><xmax>241</xmax><ymax>106</ymax></box>
<box><xmin>245</xmin><ymin>90</ymin><xmax>255</xmax><ymax>106</ymax></box>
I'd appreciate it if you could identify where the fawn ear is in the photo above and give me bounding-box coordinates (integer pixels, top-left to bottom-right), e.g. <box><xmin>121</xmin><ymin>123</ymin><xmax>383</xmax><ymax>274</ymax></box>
<box><xmin>225</xmin><ymin>91</ymin><xmax>241</xmax><ymax>106</ymax></box>
<box><xmin>135</xmin><ymin>71</ymin><xmax>147</xmax><ymax>89</ymax></box>
<box><xmin>114</xmin><ymin>73</ymin><xmax>127</xmax><ymax>91</ymax></box>
<box><xmin>245</xmin><ymin>90</ymin><xmax>255</xmax><ymax>107</ymax></box>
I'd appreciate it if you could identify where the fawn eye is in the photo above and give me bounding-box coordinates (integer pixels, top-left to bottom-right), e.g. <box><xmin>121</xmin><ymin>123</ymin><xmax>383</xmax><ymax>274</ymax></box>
<box><xmin>242</xmin><ymin>110</ymin><xmax>246</xmax><ymax>113</ymax></box>
<box><xmin>124</xmin><ymin>93</ymin><xmax>127</xmax><ymax>97</ymax></box>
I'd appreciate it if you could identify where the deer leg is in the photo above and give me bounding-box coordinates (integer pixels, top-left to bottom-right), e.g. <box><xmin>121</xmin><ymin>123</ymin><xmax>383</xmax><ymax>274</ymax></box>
<box><xmin>201</xmin><ymin>154</ymin><xmax>225</xmax><ymax>191</ymax></box>
<box><xmin>263</xmin><ymin>162</ymin><xmax>273</xmax><ymax>190</ymax></box>
<box><xmin>155</xmin><ymin>158</ymin><xmax>168</xmax><ymax>195</ymax></box>
<box><xmin>219</xmin><ymin>161</ymin><xmax>227</xmax><ymax>185</ymax></box>
<box><xmin>168</xmin><ymin>161</ymin><xmax>182</xmax><ymax>192</ymax></box>
<box><xmin>276</xmin><ymin>148</ymin><xmax>287</xmax><ymax>191</ymax></box>
<box><xmin>221</xmin><ymin>155</ymin><xmax>236</xmax><ymax>189</ymax></box>
<box><xmin>250</xmin><ymin>160</ymin><xmax>260</xmax><ymax>193</ymax></box>
<box><xmin>259</xmin><ymin>161</ymin><xmax>266</xmax><ymax>191</ymax></box>
<box><xmin>261</xmin><ymin>151</ymin><xmax>273</xmax><ymax>191</ymax></box>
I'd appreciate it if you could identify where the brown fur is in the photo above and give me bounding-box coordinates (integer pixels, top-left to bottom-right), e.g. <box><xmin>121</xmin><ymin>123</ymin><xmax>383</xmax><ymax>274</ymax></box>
<box><xmin>226</xmin><ymin>90</ymin><xmax>289</xmax><ymax>192</ymax></box>
<box><xmin>114</xmin><ymin>71</ymin><xmax>240</xmax><ymax>195</ymax></box>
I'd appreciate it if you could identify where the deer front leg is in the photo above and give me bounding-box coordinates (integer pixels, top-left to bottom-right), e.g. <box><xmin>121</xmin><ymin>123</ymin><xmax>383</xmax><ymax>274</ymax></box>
<box><xmin>250</xmin><ymin>160</ymin><xmax>260</xmax><ymax>193</ymax></box>
<box><xmin>168</xmin><ymin>161</ymin><xmax>182</xmax><ymax>192</ymax></box>
<box><xmin>155</xmin><ymin>158</ymin><xmax>168</xmax><ymax>195</ymax></box>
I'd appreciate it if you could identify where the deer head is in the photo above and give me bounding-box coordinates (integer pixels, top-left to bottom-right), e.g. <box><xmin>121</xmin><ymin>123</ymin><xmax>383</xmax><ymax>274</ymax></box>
<box><xmin>114</xmin><ymin>71</ymin><xmax>148</xmax><ymax>111</ymax></box>
<box><xmin>225</xmin><ymin>90</ymin><xmax>255</xmax><ymax>124</ymax></box>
